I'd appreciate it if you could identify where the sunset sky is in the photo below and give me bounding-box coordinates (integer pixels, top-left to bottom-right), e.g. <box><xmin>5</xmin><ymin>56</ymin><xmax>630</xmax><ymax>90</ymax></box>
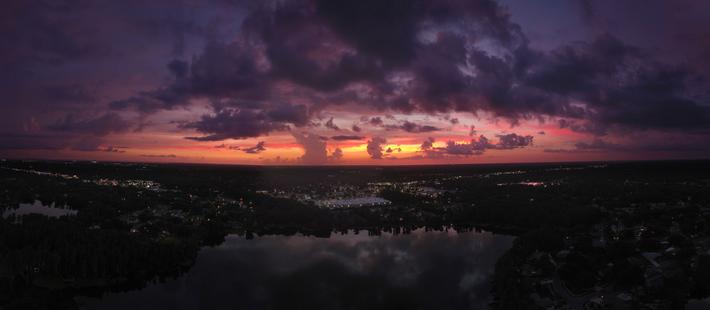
<box><xmin>2</xmin><ymin>0</ymin><xmax>710</xmax><ymax>165</ymax></box>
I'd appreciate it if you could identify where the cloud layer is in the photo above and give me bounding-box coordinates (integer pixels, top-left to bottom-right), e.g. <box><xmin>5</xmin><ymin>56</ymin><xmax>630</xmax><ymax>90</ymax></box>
<box><xmin>1</xmin><ymin>0</ymin><xmax>709</xmax><ymax>163</ymax></box>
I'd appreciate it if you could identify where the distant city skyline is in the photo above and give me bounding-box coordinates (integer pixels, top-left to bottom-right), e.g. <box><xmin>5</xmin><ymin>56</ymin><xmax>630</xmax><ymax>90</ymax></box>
<box><xmin>2</xmin><ymin>0</ymin><xmax>709</xmax><ymax>165</ymax></box>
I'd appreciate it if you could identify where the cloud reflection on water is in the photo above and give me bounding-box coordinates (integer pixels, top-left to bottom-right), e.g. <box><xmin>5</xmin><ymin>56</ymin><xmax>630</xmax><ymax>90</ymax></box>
<box><xmin>82</xmin><ymin>229</ymin><xmax>513</xmax><ymax>310</ymax></box>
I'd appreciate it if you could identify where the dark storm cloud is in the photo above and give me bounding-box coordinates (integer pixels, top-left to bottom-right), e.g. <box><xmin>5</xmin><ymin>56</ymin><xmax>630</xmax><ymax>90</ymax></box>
<box><xmin>183</xmin><ymin>108</ymin><xmax>289</xmax><ymax>141</ymax></box>
<box><xmin>113</xmin><ymin>40</ymin><xmax>271</xmax><ymax>114</ymax></box>
<box><xmin>524</xmin><ymin>34</ymin><xmax>710</xmax><ymax>133</ymax></box>
<box><xmin>243</xmin><ymin>141</ymin><xmax>266</xmax><ymax>154</ymax></box>
<box><xmin>3</xmin><ymin>0</ymin><xmax>710</xmax><ymax>155</ymax></box>
<box><xmin>265</xmin><ymin>103</ymin><xmax>309</xmax><ymax>126</ymax></box>
<box><xmin>376</xmin><ymin>120</ymin><xmax>440</xmax><ymax>133</ymax></box>
<box><xmin>325</xmin><ymin>1</ymin><xmax>707</xmax><ymax>133</ymax></box>
<box><xmin>398</xmin><ymin>121</ymin><xmax>440</xmax><ymax>133</ymax></box>
<box><xmin>109</xmin><ymin>0</ymin><xmax>536</xmax><ymax>135</ymax></box>
<box><xmin>182</xmin><ymin>102</ymin><xmax>310</xmax><ymax>140</ymax></box>
<box><xmin>0</xmin><ymin>0</ymin><xmax>251</xmax><ymax>154</ymax></box>
<box><xmin>101</xmin><ymin>0</ymin><xmax>710</xmax><ymax>145</ymax></box>
<box><xmin>241</xmin><ymin>0</ymin><xmax>388</xmax><ymax>92</ymax></box>
<box><xmin>331</xmin><ymin>135</ymin><xmax>364</xmax><ymax>141</ymax></box>
<box><xmin>524</xmin><ymin>34</ymin><xmax>639</xmax><ymax>96</ymax></box>
<box><xmin>315</xmin><ymin>0</ymin><xmax>520</xmax><ymax>64</ymax></box>
<box><xmin>183</xmin><ymin>41</ymin><xmax>268</xmax><ymax>100</ymax></box>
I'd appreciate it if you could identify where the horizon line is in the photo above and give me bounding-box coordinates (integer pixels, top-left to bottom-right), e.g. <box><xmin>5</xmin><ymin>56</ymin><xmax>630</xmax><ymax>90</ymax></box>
<box><xmin>3</xmin><ymin>156</ymin><xmax>709</xmax><ymax>169</ymax></box>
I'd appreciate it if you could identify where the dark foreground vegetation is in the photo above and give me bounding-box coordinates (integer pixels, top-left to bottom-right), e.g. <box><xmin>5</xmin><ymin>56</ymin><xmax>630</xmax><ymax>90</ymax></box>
<box><xmin>0</xmin><ymin>160</ymin><xmax>709</xmax><ymax>309</ymax></box>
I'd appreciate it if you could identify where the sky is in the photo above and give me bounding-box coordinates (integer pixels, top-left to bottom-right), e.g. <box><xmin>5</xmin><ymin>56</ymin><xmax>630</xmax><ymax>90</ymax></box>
<box><xmin>1</xmin><ymin>0</ymin><xmax>710</xmax><ymax>165</ymax></box>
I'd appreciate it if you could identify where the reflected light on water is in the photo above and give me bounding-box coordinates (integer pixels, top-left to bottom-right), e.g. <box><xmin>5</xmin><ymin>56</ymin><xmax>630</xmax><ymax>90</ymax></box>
<box><xmin>80</xmin><ymin>229</ymin><xmax>514</xmax><ymax>310</ymax></box>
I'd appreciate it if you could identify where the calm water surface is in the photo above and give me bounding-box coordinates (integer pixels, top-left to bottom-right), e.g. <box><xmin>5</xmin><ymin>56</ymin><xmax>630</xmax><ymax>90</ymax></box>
<box><xmin>81</xmin><ymin>229</ymin><xmax>514</xmax><ymax>310</ymax></box>
<box><xmin>2</xmin><ymin>200</ymin><xmax>77</xmax><ymax>219</ymax></box>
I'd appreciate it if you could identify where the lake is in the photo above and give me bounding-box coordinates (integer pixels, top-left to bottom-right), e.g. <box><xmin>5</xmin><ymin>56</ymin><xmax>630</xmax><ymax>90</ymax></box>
<box><xmin>80</xmin><ymin>229</ymin><xmax>514</xmax><ymax>310</ymax></box>
<box><xmin>2</xmin><ymin>200</ymin><xmax>77</xmax><ymax>219</ymax></box>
